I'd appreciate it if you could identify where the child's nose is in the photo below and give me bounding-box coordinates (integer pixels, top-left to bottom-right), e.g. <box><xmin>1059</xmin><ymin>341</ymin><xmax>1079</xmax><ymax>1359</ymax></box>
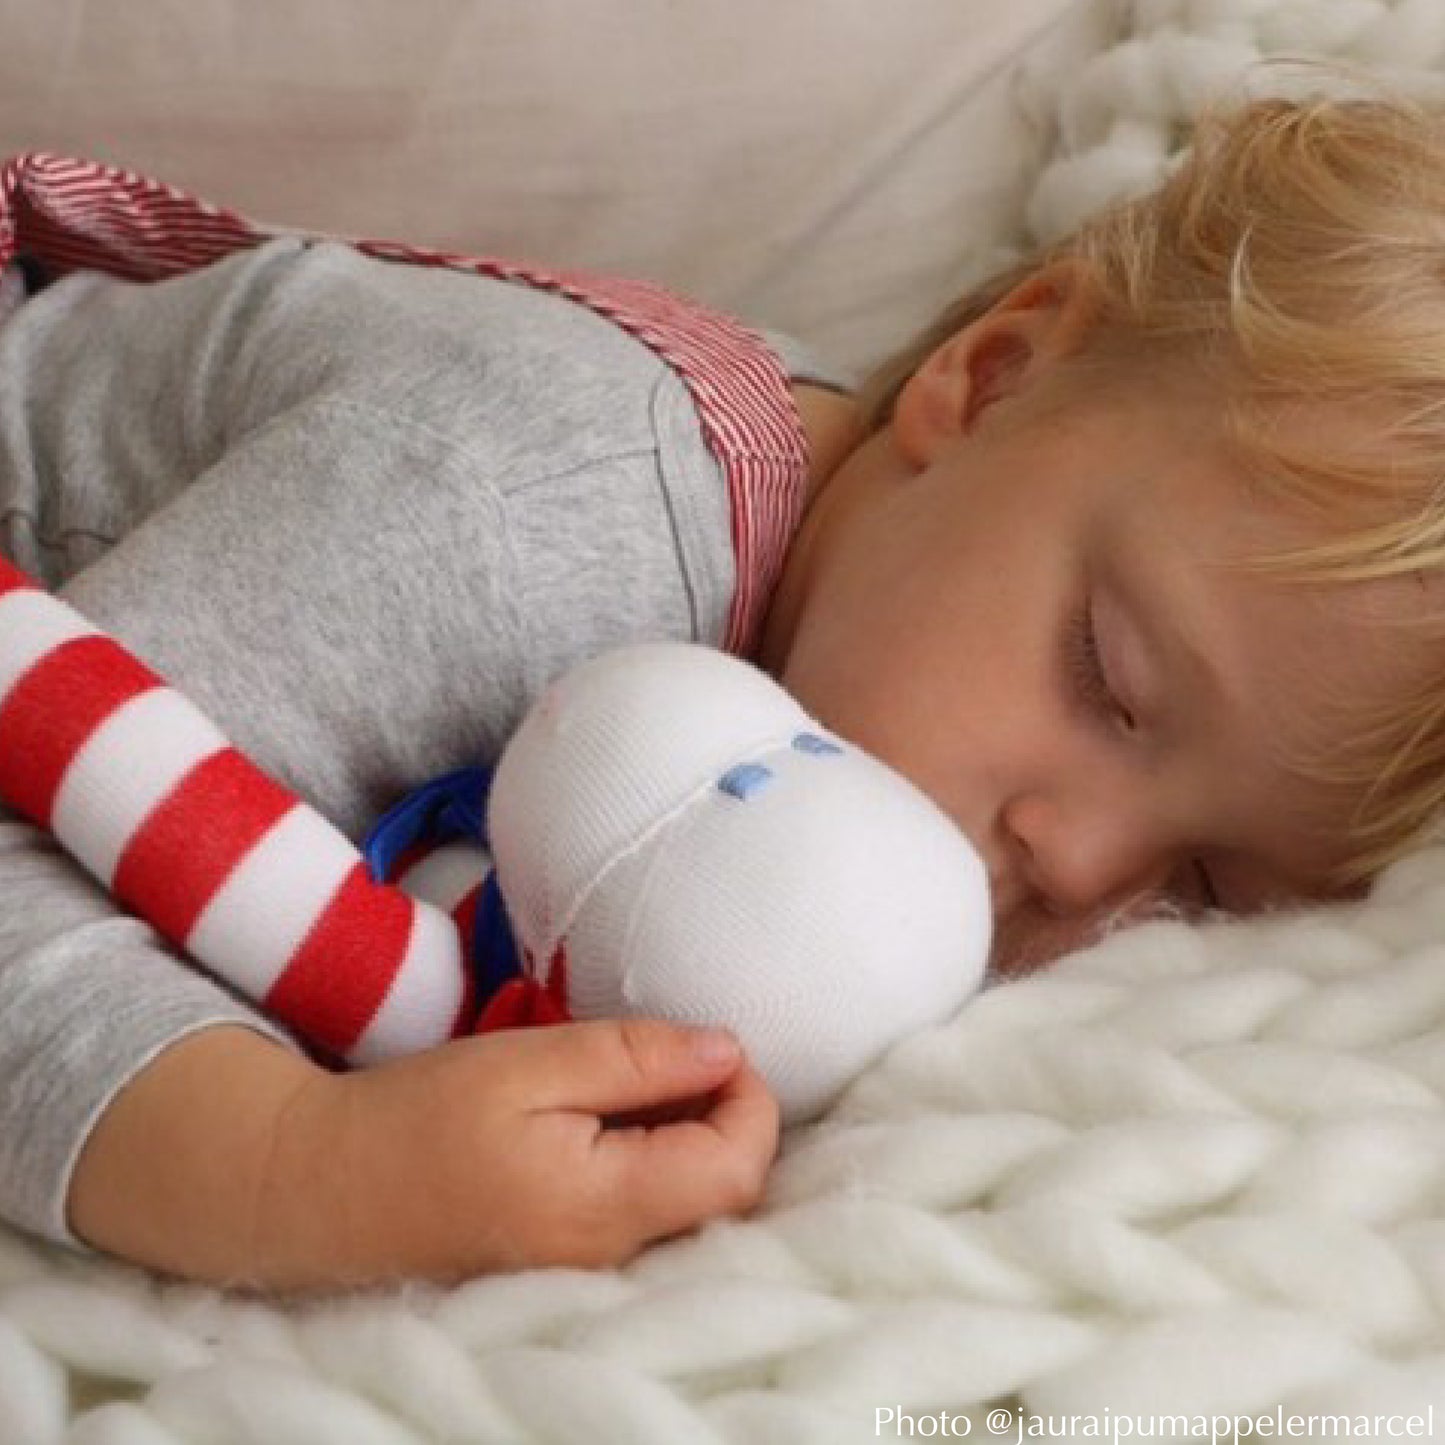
<box><xmin>999</xmin><ymin>791</ymin><xmax>1173</xmax><ymax>918</ymax></box>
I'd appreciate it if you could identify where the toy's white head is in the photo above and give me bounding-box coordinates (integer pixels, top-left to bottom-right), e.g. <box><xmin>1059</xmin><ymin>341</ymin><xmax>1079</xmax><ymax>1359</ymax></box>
<box><xmin>489</xmin><ymin>643</ymin><xmax>991</xmax><ymax>1122</ymax></box>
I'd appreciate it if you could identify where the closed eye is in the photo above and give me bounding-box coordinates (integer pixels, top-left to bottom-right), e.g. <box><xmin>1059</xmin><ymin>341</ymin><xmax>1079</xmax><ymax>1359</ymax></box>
<box><xmin>1065</xmin><ymin>601</ymin><xmax>1136</xmax><ymax>735</ymax></box>
<box><xmin>1068</xmin><ymin>600</ymin><xmax>1227</xmax><ymax>914</ymax></box>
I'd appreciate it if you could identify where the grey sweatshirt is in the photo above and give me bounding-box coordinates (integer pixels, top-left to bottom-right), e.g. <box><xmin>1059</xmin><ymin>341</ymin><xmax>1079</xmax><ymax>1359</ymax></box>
<box><xmin>0</xmin><ymin>238</ymin><xmax>837</xmax><ymax>1249</ymax></box>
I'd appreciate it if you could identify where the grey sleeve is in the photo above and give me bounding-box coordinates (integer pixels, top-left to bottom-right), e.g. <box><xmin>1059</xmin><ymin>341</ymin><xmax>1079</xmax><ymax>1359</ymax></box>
<box><xmin>0</xmin><ymin>811</ymin><xmax>298</xmax><ymax>1249</ymax></box>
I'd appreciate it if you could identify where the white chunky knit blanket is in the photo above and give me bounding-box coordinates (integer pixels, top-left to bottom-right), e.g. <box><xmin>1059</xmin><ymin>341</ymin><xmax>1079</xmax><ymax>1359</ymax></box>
<box><xmin>7</xmin><ymin>2</ymin><xmax>1445</xmax><ymax>1439</ymax></box>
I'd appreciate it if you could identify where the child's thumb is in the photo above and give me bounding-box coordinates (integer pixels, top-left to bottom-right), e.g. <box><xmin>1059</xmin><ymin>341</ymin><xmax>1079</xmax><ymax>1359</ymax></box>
<box><xmin>528</xmin><ymin>1017</ymin><xmax>742</xmax><ymax>1113</ymax></box>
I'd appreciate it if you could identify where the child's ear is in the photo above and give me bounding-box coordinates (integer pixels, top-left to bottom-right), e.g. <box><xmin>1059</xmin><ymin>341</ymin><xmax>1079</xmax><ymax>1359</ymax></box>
<box><xmin>891</xmin><ymin>261</ymin><xmax>1099</xmax><ymax>469</ymax></box>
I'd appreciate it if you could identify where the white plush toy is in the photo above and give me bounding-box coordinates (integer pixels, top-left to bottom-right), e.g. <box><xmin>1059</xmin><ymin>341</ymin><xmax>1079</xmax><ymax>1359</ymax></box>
<box><xmin>460</xmin><ymin>642</ymin><xmax>991</xmax><ymax>1120</ymax></box>
<box><xmin>0</xmin><ymin>557</ymin><xmax>991</xmax><ymax>1122</ymax></box>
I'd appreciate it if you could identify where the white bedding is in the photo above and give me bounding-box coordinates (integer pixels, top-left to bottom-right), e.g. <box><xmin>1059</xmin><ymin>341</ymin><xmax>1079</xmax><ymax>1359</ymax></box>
<box><xmin>6</xmin><ymin>2</ymin><xmax>1445</xmax><ymax>1440</ymax></box>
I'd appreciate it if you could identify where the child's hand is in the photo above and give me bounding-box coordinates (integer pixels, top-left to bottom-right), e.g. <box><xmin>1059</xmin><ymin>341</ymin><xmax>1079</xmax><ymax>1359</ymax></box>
<box><xmin>263</xmin><ymin>1018</ymin><xmax>780</xmax><ymax>1288</ymax></box>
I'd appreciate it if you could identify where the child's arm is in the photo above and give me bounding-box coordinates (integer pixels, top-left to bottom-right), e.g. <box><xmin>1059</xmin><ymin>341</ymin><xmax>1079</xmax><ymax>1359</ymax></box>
<box><xmin>0</xmin><ymin>561</ymin><xmax>781</xmax><ymax>1281</ymax></box>
<box><xmin>68</xmin><ymin>1017</ymin><xmax>776</xmax><ymax>1288</ymax></box>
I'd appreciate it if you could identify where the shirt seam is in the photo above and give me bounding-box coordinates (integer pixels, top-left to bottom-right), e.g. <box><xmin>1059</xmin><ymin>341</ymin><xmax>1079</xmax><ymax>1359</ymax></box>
<box><xmin>649</xmin><ymin>368</ymin><xmax>732</xmax><ymax>647</ymax></box>
<box><xmin>317</xmin><ymin>394</ymin><xmax>663</xmax><ymax>502</ymax></box>
<box><xmin>1</xmin><ymin>507</ymin><xmax>118</xmax><ymax>555</ymax></box>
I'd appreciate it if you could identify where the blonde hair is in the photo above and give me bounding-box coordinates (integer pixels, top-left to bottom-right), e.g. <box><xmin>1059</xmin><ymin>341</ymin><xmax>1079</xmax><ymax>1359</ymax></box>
<box><xmin>863</xmin><ymin>90</ymin><xmax>1445</xmax><ymax>887</ymax></box>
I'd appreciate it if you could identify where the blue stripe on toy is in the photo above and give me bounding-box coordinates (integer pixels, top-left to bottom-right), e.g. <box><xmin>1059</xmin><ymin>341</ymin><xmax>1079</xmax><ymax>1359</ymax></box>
<box><xmin>792</xmin><ymin>731</ymin><xmax>843</xmax><ymax>756</ymax></box>
<box><xmin>717</xmin><ymin>761</ymin><xmax>775</xmax><ymax>800</ymax></box>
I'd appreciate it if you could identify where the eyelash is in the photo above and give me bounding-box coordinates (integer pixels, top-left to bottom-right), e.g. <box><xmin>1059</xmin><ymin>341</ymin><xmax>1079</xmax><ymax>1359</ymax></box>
<box><xmin>1066</xmin><ymin>603</ymin><xmax>1136</xmax><ymax>735</ymax></box>
<box><xmin>1066</xmin><ymin>602</ymin><xmax>1223</xmax><ymax>911</ymax></box>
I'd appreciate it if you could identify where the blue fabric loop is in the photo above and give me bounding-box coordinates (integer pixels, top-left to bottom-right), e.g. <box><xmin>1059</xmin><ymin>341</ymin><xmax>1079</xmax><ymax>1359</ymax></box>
<box><xmin>363</xmin><ymin>765</ymin><xmax>494</xmax><ymax>880</ymax></box>
<box><xmin>363</xmin><ymin>764</ymin><xmax>523</xmax><ymax>1006</ymax></box>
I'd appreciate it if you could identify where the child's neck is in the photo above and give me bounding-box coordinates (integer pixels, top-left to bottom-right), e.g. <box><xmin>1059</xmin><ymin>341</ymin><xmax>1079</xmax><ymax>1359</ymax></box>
<box><xmin>791</xmin><ymin>383</ymin><xmax>862</xmax><ymax>512</ymax></box>
<box><xmin>754</xmin><ymin>385</ymin><xmax>865</xmax><ymax>679</ymax></box>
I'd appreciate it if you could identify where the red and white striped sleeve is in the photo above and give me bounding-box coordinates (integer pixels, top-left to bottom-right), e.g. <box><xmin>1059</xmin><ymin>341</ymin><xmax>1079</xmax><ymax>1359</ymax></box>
<box><xmin>0</xmin><ymin>556</ymin><xmax>471</xmax><ymax>1064</ymax></box>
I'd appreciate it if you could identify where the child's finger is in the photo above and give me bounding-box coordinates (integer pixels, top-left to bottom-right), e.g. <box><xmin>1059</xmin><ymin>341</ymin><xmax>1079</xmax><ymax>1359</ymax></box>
<box><xmin>593</xmin><ymin>1060</ymin><xmax>781</xmax><ymax>1247</ymax></box>
<box><xmin>515</xmin><ymin>1016</ymin><xmax>750</xmax><ymax>1115</ymax></box>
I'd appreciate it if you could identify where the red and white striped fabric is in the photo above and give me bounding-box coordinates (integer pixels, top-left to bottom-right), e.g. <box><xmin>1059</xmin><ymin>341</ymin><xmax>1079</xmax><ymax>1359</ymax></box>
<box><xmin>0</xmin><ymin>555</ymin><xmax>471</xmax><ymax>1064</ymax></box>
<box><xmin>0</xmin><ymin>152</ymin><xmax>811</xmax><ymax>657</ymax></box>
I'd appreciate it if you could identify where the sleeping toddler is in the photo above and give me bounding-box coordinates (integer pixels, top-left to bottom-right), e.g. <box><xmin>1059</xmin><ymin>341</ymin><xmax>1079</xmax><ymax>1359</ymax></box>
<box><xmin>2</xmin><ymin>93</ymin><xmax>1444</xmax><ymax>1289</ymax></box>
